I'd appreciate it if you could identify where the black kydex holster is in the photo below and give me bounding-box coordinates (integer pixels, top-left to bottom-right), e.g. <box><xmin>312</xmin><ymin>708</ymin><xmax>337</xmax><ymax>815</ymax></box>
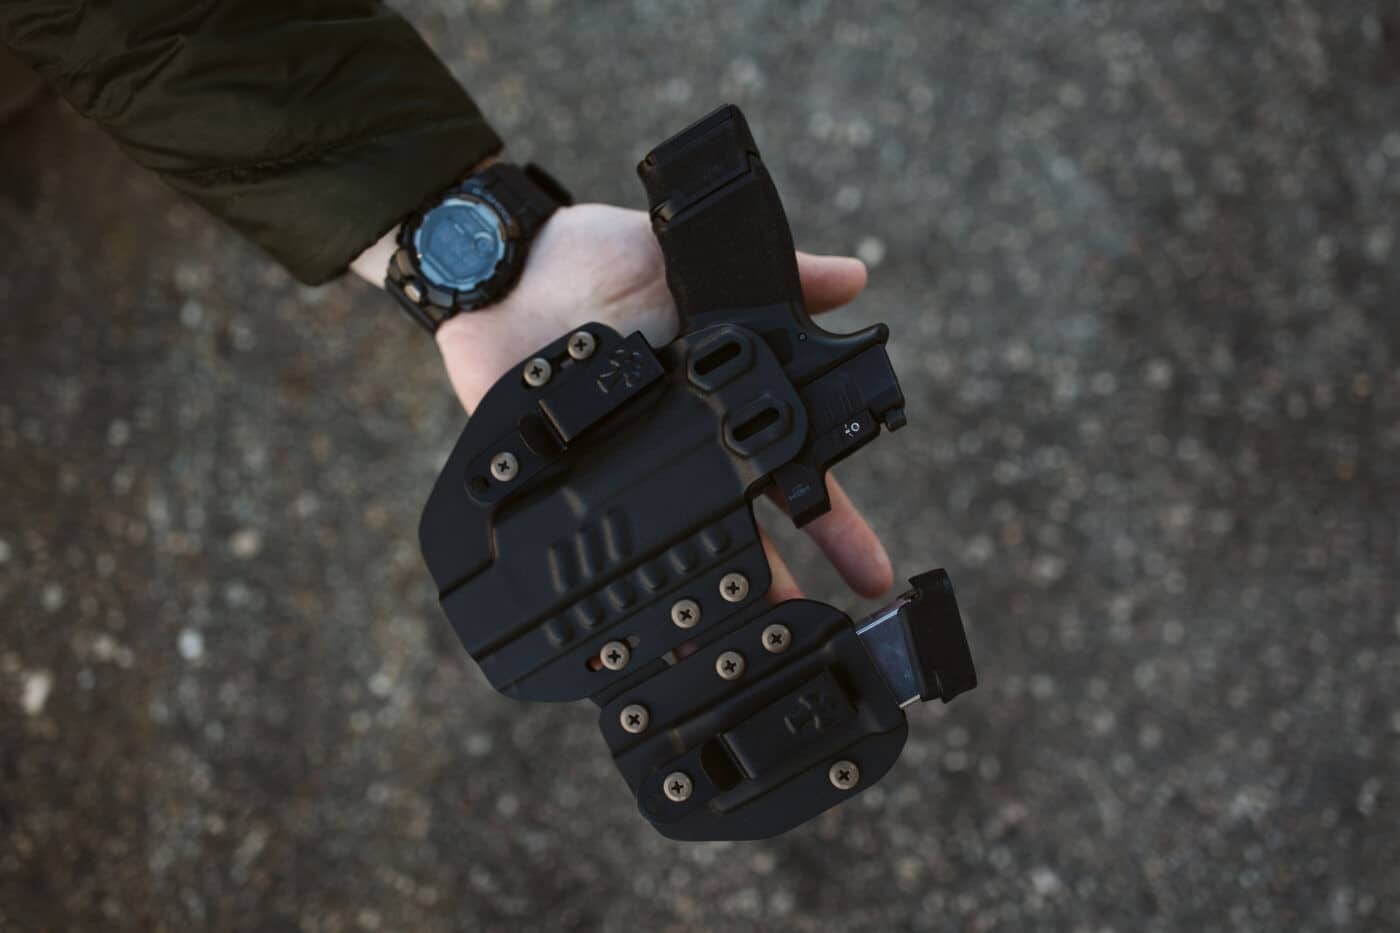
<box><xmin>419</xmin><ymin>105</ymin><xmax>976</xmax><ymax>840</ymax></box>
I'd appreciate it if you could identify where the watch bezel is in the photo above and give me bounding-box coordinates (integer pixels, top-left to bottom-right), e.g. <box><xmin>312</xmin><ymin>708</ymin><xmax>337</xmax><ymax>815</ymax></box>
<box><xmin>391</xmin><ymin>176</ymin><xmax>528</xmax><ymax>315</ymax></box>
<box><xmin>412</xmin><ymin>196</ymin><xmax>508</xmax><ymax>294</ymax></box>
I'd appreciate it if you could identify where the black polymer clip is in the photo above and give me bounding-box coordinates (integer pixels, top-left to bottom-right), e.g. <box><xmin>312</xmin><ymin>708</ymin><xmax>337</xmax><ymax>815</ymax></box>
<box><xmin>418</xmin><ymin>105</ymin><xmax>977</xmax><ymax>840</ymax></box>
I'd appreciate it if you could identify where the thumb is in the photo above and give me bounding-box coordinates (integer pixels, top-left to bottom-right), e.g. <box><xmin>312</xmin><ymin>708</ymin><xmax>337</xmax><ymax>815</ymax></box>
<box><xmin>796</xmin><ymin>253</ymin><xmax>868</xmax><ymax>315</ymax></box>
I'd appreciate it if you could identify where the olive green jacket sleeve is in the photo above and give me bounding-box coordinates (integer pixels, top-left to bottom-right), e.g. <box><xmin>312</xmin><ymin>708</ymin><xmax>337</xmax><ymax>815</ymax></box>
<box><xmin>0</xmin><ymin>1</ymin><xmax>503</xmax><ymax>284</ymax></box>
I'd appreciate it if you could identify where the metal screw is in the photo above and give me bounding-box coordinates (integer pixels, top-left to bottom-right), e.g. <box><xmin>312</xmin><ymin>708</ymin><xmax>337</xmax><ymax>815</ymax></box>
<box><xmin>762</xmin><ymin>623</ymin><xmax>791</xmax><ymax>654</ymax></box>
<box><xmin>719</xmin><ymin>572</ymin><xmax>750</xmax><ymax>603</ymax></box>
<box><xmin>829</xmin><ymin>759</ymin><xmax>860</xmax><ymax>790</ymax></box>
<box><xmin>619</xmin><ymin>703</ymin><xmax>649</xmax><ymax>734</ymax></box>
<box><xmin>402</xmin><ymin>281</ymin><xmax>424</xmax><ymax>303</ymax></box>
<box><xmin>670</xmin><ymin>598</ymin><xmax>701</xmax><ymax>629</ymax></box>
<box><xmin>567</xmin><ymin>330</ymin><xmax>597</xmax><ymax>360</ymax></box>
<box><xmin>599</xmin><ymin>640</ymin><xmax>630</xmax><ymax>671</ymax></box>
<box><xmin>715</xmin><ymin>650</ymin><xmax>745</xmax><ymax>681</ymax></box>
<box><xmin>523</xmin><ymin>357</ymin><xmax>553</xmax><ymax>387</ymax></box>
<box><xmin>489</xmin><ymin>452</ymin><xmax>519</xmax><ymax>482</ymax></box>
<box><xmin>663</xmin><ymin>771</ymin><xmax>693</xmax><ymax>802</ymax></box>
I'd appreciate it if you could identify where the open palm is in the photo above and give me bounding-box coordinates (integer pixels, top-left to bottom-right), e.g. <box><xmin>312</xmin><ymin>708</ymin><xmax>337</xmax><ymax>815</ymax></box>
<box><xmin>434</xmin><ymin>203</ymin><xmax>893</xmax><ymax>601</ymax></box>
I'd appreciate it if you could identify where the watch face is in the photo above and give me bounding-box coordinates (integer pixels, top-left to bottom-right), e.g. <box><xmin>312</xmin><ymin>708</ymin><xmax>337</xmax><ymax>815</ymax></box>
<box><xmin>413</xmin><ymin>197</ymin><xmax>507</xmax><ymax>292</ymax></box>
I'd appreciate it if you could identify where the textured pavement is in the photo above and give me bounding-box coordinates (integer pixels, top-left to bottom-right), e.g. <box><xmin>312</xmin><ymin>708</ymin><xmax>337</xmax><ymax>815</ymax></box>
<box><xmin>2</xmin><ymin>1</ymin><xmax>1399</xmax><ymax>930</ymax></box>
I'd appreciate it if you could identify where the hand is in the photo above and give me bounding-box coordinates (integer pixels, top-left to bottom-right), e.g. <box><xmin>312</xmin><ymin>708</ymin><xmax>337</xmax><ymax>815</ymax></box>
<box><xmin>434</xmin><ymin>203</ymin><xmax>894</xmax><ymax>601</ymax></box>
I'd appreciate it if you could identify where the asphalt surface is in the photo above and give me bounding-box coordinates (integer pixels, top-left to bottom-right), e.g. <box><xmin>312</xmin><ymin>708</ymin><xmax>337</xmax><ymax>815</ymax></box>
<box><xmin>2</xmin><ymin>1</ymin><xmax>1398</xmax><ymax>930</ymax></box>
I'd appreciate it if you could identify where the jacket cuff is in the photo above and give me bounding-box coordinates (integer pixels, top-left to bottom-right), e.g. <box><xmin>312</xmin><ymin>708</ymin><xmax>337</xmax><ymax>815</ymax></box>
<box><xmin>169</xmin><ymin>116</ymin><xmax>504</xmax><ymax>286</ymax></box>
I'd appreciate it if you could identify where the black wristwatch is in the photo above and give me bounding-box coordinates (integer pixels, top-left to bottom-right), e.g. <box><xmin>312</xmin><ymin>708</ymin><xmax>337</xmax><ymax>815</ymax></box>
<box><xmin>386</xmin><ymin>163</ymin><xmax>572</xmax><ymax>333</ymax></box>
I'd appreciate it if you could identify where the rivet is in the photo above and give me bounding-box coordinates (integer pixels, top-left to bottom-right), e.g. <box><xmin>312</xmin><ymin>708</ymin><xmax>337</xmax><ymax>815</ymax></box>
<box><xmin>403</xmin><ymin>281</ymin><xmax>424</xmax><ymax>303</ymax></box>
<box><xmin>599</xmin><ymin>640</ymin><xmax>630</xmax><ymax>671</ymax></box>
<box><xmin>663</xmin><ymin>771</ymin><xmax>693</xmax><ymax>802</ymax></box>
<box><xmin>715</xmin><ymin>650</ymin><xmax>745</xmax><ymax>681</ymax></box>
<box><xmin>567</xmin><ymin>330</ymin><xmax>596</xmax><ymax>360</ymax></box>
<box><xmin>523</xmin><ymin>357</ymin><xmax>553</xmax><ymax>387</ymax></box>
<box><xmin>670</xmin><ymin>598</ymin><xmax>701</xmax><ymax>629</ymax></box>
<box><xmin>719</xmin><ymin>572</ymin><xmax>750</xmax><ymax>603</ymax></box>
<box><xmin>829</xmin><ymin>759</ymin><xmax>860</xmax><ymax>790</ymax></box>
<box><xmin>489</xmin><ymin>452</ymin><xmax>518</xmax><ymax>482</ymax></box>
<box><xmin>762</xmin><ymin>623</ymin><xmax>791</xmax><ymax>654</ymax></box>
<box><xmin>619</xmin><ymin>703</ymin><xmax>649</xmax><ymax>734</ymax></box>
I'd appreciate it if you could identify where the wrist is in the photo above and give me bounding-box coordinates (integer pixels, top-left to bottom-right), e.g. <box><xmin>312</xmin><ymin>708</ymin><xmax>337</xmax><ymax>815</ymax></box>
<box><xmin>349</xmin><ymin>224</ymin><xmax>401</xmax><ymax>287</ymax></box>
<box><xmin>435</xmin><ymin>306</ymin><xmax>546</xmax><ymax>416</ymax></box>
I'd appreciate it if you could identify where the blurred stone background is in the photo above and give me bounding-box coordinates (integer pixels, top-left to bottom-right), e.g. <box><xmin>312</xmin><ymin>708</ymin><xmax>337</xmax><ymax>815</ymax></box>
<box><xmin>2</xmin><ymin>1</ymin><xmax>1398</xmax><ymax>930</ymax></box>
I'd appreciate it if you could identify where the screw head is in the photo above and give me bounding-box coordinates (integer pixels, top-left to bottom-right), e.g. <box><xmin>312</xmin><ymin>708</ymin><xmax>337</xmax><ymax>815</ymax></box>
<box><xmin>829</xmin><ymin>759</ymin><xmax>860</xmax><ymax>790</ymax></box>
<box><xmin>599</xmin><ymin>640</ymin><xmax>630</xmax><ymax>671</ymax></box>
<box><xmin>715</xmin><ymin>650</ymin><xmax>746</xmax><ymax>681</ymax></box>
<box><xmin>567</xmin><ymin>330</ymin><xmax>597</xmax><ymax>360</ymax></box>
<box><xmin>402</xmin><ymin>280</ymin><xmax>424</xmax><ymax>303</ymax></box>
<box><xmin>670</xmin><ymin>598</ymin><xmax>701</xmax><ymax>629</ymax></box>
<box><xmin>489</xmin><ymin>452</ymin><xmax>519</xmax><ymax>482</ymax></box>
<box><xmin>523</xmin><ymin>357</ymin><xmax>553</xmax><ymax>387</ymax></box>
<box><xmin>719</xmin><ymin>572</ymin><xmax>750</xmax><ymax>603</ymax></box>
<box><xmin>619</xmin><ymin>703</ymin><xmax>649</xmax><ymax>734</ymax></box>
<box><xmin>762</xmin><ymin>623</ymin><xmax>791</xmax><ymax>654</ymax></box>
<box><xmin>662</xmin><ymin>771</ymin><xmax>693</xmax><ymax>802</ymax></box>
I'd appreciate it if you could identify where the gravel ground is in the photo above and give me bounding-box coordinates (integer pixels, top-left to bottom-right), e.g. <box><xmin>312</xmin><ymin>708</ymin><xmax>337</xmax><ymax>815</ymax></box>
<box><xmin>2</xmin><ymin>1</ymin><xmax>1398</xmax><ymax>930</ymax></box>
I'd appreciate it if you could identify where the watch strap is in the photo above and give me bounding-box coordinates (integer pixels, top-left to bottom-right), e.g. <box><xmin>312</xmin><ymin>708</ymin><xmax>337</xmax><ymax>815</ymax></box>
<box><xmin>478</xmin><ymin>163</ymin><xmax>573</xmax><ymax>239</ymax></box>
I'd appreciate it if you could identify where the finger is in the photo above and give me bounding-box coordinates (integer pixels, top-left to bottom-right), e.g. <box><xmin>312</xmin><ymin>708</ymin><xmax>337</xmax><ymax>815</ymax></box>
<box><xmin>795</xmin><ymin>253</ymin><xmax>868</xmax><ymax>315</ymax></box>
<box><xmin>760</xmin><ymin>528</ymin><xmax>804</xmax><ymax>603</ymax></box>
<box><xmin>800</xmin><ymin>475</ymin><xmax>894</xmax><ymax>598</ymax></box>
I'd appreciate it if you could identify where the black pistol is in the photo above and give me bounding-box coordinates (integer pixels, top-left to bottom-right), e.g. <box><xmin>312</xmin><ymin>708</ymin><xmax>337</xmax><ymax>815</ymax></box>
<box><xmin>418</xmin><ymin>105</ymin><xmax>976</xmax><ymax>840</ymax></box>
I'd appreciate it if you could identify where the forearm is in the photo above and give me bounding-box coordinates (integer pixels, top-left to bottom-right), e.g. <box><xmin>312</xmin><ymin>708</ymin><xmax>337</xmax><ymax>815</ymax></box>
<box><xmin>1</xmin><ymin>0</ymin><xmax>500</xmax><ymax>285</ymax></box>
